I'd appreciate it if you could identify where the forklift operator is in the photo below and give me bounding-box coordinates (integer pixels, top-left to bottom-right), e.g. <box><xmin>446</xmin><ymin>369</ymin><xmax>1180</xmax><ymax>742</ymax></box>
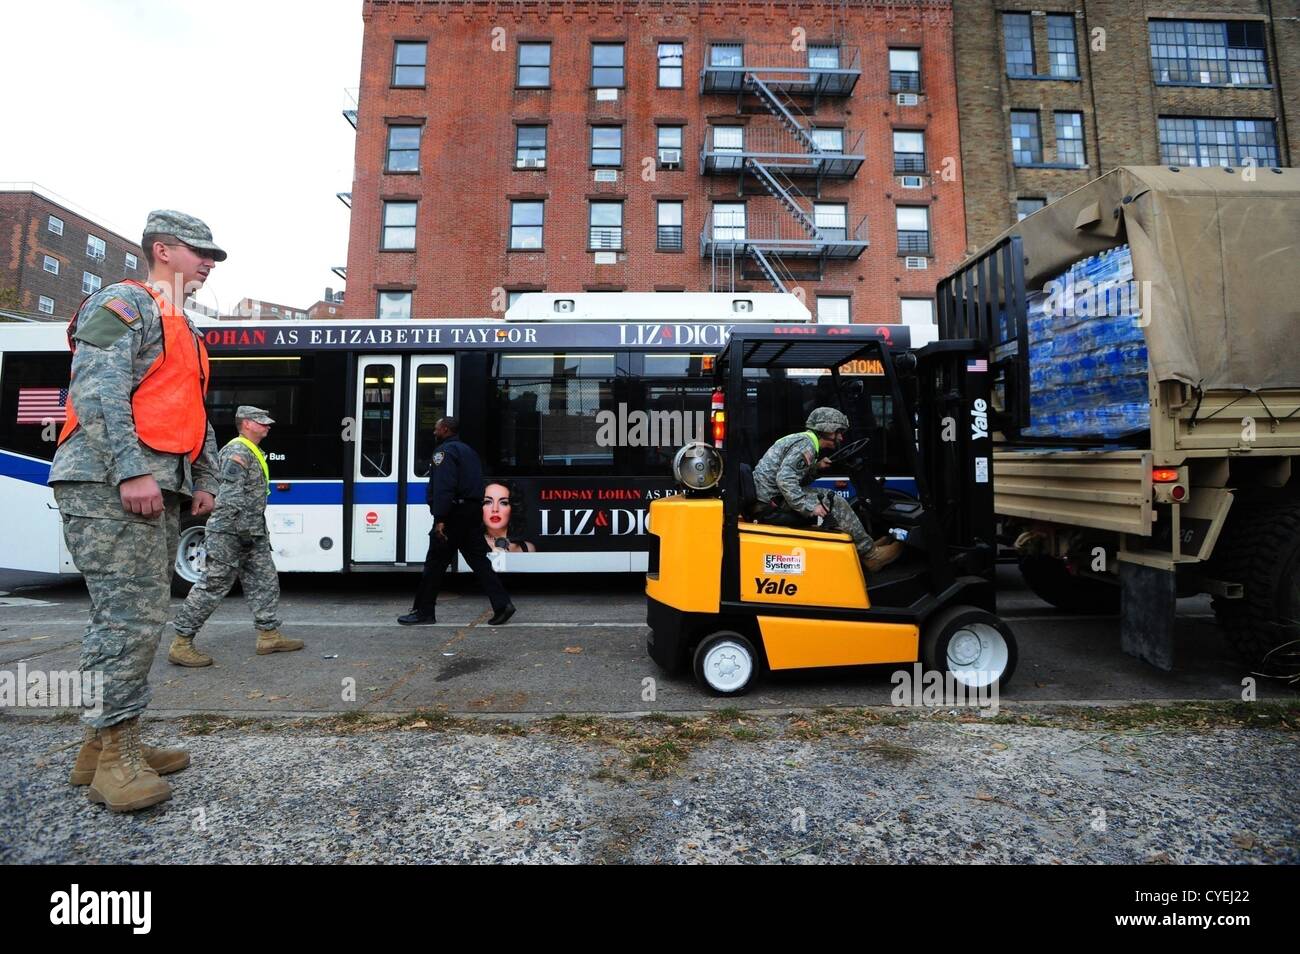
<box><xmin>752</xmin><ymin>407</ymin><xmax>903</xmax><ymax>574</ymax></box>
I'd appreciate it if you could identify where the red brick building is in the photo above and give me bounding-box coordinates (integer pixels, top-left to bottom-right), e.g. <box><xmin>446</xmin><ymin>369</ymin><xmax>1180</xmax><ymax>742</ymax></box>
<box><xmin>342</xmin><ymin>0</ymin><xmax>965</xmax><ymax>327</ymax></box>
<box><xmin>0</xmin><ymin>185</ymin><xmax>143</xmax><ymax>321</ymax></box>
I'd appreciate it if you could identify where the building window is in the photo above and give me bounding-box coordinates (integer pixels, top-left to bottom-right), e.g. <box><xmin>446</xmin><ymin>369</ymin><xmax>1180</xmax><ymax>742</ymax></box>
<box><xmin>38</xmin><ymin>296</ymin><xmax>55</xmax><ymax>315</ymax></box>
<box><xmin>811</xmin><ymin>127</ymin><xmax>844</xmax><ymax>154</ymax></box>
<box><xmin>592</xmin><ymin>43</ymin><xmax>625</xmax><ymax>87</ymax></box>
<box><xmin>47</xmin><ymin>215</ymin><xmax>64</xmax><ymax>236</ymax></box>
<box><xmin>656</xmin><ymin>201</ymin><xmax>683</xmax><ymax>251</ymax></box>
<box><xmin>893</xmin><ymin>130</ymin><xmax>925</xmax><ymax>172</ymax></box>
<box><xmin>888</xmin><ymin>49</ymin><xmax>920</xmax><ymax>92</ymax></box>
<box><xmin>896</xmin><ymin>207</ymin><xmax>930</xmax><ymax>255</ymax></box>
<box><xmin>591</xmin><ymin>126</ymin><xmax>623</xmax><ymax>167</ymax></box>
<box><xmin>1010</xmin><ymin>110</ymin><xmax>1042</xmax><ymax>165</ymax></box>
<box><xmin>900</xmin><ymin>298</ymin><xmax>935</xmax><ymax>325</ymax></box>
<box><xmin>658</xmin><ymin>42</ymin><xmax>683</xmax><ymax>87</ymax></box>
<box><xmin>1054</xmin><ymin>112</ymin><xmax>1086</xmax><ymax>167</ymax></box>
<box><xmin>82</xmin><ymin>271</ymin><xmax>102</xmax><ymax>295</ymax></box>
<box><xmin>712</xmin><ymin>203</ymin><xmax>745</xmax><ymax>241</ymax></box>
<box><xmin>710</xmin><ymin>44</ymin><xmax>743</xmax><ymax>68</ymax></box>
<box><xmin>814</xmin><ymin>203</ymin><xmax>847</xmax><ymax>241</ymax></box>
<box><xmin>377</xmin><ymin>291</ymin><xmax>412</xmax><ymax>320</ymax></box>
<box><xmin>589</xmin><ymin>202</ymin><xmax>623</xmax><ymax>250</ymax></box>
<box><xmin>808</xmin><ymin>45</ymin><xmax>840</xmax><ymax>69</ymax></box>
<box><xmin>381</xmin><ymin>201</ymin><xmax>417</xmax><ymax>250</ymax></box>
<box><xmin>1016</xmin><ymin>197</ymin><xmax>1047</xmax><ymax>221</ymax></box>
<box><xmin>516</xmin><ymin>125</ymin><xmax>547</xmax><ymax>168</ymax></box>
<box><xmin>1158</xmin><ymin>116</ymin><xmax>1279</xmax><ymax>167</ymax></box>
<box><xmin>125</xmin><ymin>252</ymin><xmax>137</xmax><ymax>271</ymax></box>
<box><xmin>518</xmin><ymin>42</ymin><xmax>551</xmax><ymax>87</ymax></box>
<box><xmin>712</xmin><ymin>125</ymin><xmax>744</xmax><ymax>154</ymax></box>
<box><xmin>392</xmin><ymin>41</ymin><xmax>427</xmax><ymax>86</ymax></box>
<box><xmin>270</xmin><ymin>306</ymin><xmax>280</xmax><ymax>314</ymax></box>
<box><xmin>657</xmin><ymin>126</ymin><xmax>684</xmax><ymax>166</ymax></box>
<box><xmin>509</xmin><ymin>201</ymin><xmax>544</xmax><ymax>250</ymax></box>
<box><xmin>1149</xmin><ymin>20</ymin><xmax>1269</xmax><ymax>86</ymax></box>
<box><xmin>43</xmin><ymin>255</ymin><xmax>59</xmax><ymax>275</ymax></box>
<box><xmin>817</xmin><ymin>296</ymin><xmax>850</xmax><ymax>325</ymax></box>
<box><xmin>385</xmin><ymin>125</ymin><xmax>421</xmax><ymax>172</ymax></box>
<box><xmin>1003</xmin><ymin>14</ymin><xmax>1035</xmax><ymax>76</ymax></box>
<box><xmin>86</xmin><ymin>235</ymin><xmax>106</xmax><ymax>260</ymax></box>
<box><xmin>1047</xmin><ymin>15</ymin><xmax>1080</xmax><ymax>78</ymax></box>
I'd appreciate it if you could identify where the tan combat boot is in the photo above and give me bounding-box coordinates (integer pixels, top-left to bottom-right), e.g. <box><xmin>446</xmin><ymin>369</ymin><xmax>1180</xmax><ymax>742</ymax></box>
<box><xmin>87</xmin><ymin>718</ymin><xmax>173</xmax><ymax>812</ymax></box>
<box><xmin>168</xmin><ymin>635</ymin><xmax>213</xmax><ymax>667</ymax></box>
<box><xmin>864</xmin><ymin>538</ymin><xmax>903</xmax><ymax>573</ymax></box>
<box><xmin>256</xmin><ymin>629</ymin><xmax>304</xmax><ymax>655</ymax></box>
<box><xmin>70</xmin><ymin>725</ymin><xmax>190</xmax><ymax>786</ymax></box>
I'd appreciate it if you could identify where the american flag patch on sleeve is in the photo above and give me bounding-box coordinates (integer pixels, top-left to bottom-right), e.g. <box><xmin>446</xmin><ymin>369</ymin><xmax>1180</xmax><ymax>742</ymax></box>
<box><xmin>102</xmin><ymin>297</ymin><xmax>141</xmax><ymax>326</ymax></box>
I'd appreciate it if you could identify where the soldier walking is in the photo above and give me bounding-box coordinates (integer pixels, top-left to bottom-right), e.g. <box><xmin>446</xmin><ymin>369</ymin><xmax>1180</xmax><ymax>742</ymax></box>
<box><xmin>752</xmin><ymin>407</ymin><xmax>902</xmax><ymax>573</ymax></box>
<box><xmin>169</xmin><ymin>406</ymin><xmax>303</xmax><ymax>665</ymax></box>
<box><xmin>52</xmin><ymin>210</ymin><xmax>223</xmax><ymax>812</ymax></box>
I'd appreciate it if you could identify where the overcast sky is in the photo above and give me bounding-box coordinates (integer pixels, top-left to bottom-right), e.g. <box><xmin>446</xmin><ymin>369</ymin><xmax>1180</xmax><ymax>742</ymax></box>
<box><xmin>0</xmin><ymin>0</ymin><xmax>362</xmax><ymax>312</ymax></box>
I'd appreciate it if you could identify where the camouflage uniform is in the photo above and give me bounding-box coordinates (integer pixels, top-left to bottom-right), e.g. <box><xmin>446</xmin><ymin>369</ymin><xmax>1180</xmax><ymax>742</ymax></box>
<box><xmin>172</xmin><ymin>431</ymin><xmax>281</xmax><ymax>637</ymax></box>
<box><xmin>752</xmin><ymin>409</ymin><xmax>875</xmax><ymax>557</ymax></box>
<box><xmin>50</xmin><ymin>282</ymin><xmax>220</xmax><ymax>731</ymax></box>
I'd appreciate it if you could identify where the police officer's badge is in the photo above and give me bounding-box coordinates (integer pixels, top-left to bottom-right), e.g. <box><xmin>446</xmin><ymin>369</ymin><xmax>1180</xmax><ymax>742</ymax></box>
<box><xmin>432</xmin><ymin>451</ymin><xmax>445</xmax><ymax>466</ymax></box>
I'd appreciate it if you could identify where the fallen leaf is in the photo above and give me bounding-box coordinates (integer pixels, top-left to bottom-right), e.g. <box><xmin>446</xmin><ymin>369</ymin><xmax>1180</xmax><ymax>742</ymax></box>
<box><xmin>991</xmin><ymin>742</ymin><xmax>1008</xmax><ymax>751</ymax></box>
<box><xmin>513</xmin><ymin>819</ymin><xmax>527</xmax><ymax>829</ymax></box>
<box><xmin>975</xmin><ymin>792</ymin><xmax>995</xmax><ymax>802</ymax></box>
<box><xmin>1231</xmin><ymin>833</ymin><xmax>1255</xmax><ymax>850</ymax></box>
<box><xmin>563</xmin><ymin>646</ymin><xmax>583</xmax><ymax>654</ymax></box>
<box><xmin>246</xmin><ymin>690</ymin><xmax>263</xmax><ymax>700</ymax></box>
<box><xmin>267</xmin><ymin>695</ymin><xmax>287</xmax><ymax>702</ymax></box>
<box><xmin>1148</xmin><ymin>851</ymin><xmax>1172</xmax><ymax>864</ymax></box>
<box><xmin>408</xmin><ymin>720</ymin><xmax>429</xmax><ymax>729</ymax></box>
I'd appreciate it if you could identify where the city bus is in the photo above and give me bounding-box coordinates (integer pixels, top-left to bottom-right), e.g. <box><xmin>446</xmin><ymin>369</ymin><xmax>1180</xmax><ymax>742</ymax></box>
<box><xmin>0</xmin><ymin>293</ymin><xmax>925</xmax><ymax>586</ymax></box>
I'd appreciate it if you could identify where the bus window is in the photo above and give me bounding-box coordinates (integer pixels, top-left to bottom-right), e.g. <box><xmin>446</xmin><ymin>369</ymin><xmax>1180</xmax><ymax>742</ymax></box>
<box><xmin>360</xmin><ymin>364</ymin><xmax>396</xmax><ymax>477</ymax></box>
<box><xmin>206</xmin><ymin>354</ymin><xmax>346</xmax><ymax>480</ymax></box>
<box><xmin>0</xmin><ymin>352</ymin><xmax>72</xmax><ymax>462</ymax></box>
<box><xmin>412</xmin><ymin>363</ymin><xmax>449</xmax><ymax>477</ymax></box>
<box><xmin>491</xmin><ymin>353</ymin><xmax>616</xmax><ymax>471</ymax></box>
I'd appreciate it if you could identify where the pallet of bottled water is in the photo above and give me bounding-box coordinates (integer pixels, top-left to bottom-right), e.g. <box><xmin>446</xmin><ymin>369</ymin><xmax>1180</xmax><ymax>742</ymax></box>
<box><xmin>1021</xmin><ymin>245</ymin><xmax>1150</xmax><ymax>440</ymax></box>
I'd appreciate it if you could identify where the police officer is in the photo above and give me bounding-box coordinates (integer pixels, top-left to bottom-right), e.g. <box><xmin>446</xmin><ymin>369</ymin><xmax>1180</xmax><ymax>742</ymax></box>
<box><xmin>399</xmin><ymin>417</ymin><xmax>515</xmax><ymax>626</ymax></box>
<box><xmin>168</xmin><ymin>406</ymin><xmax>303</xmax><ymax>666</ymax></box>
<box><xmin>52</xmin><ymin>210</ymin><xmax>223</xmax><ymax>812</ymax></box>
<box><xmin>752</xmin><ymin>407</ymin><xmax>902</xmax><ymax>573</ymax></box>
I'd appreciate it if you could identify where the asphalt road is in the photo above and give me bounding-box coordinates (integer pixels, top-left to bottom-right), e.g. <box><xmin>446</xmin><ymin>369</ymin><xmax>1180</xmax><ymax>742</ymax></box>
<box><xmin>0</xmin><ymin>564</ymin><xmax>1287</xmax><ymax>717</ymax></box>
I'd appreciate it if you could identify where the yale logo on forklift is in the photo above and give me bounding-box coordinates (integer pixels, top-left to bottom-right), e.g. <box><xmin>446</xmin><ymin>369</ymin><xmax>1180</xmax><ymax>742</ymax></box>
<box><xmin>755</xmin><ymin>576</ymin><xmax>798</xmax><ymax>596</ymax></box>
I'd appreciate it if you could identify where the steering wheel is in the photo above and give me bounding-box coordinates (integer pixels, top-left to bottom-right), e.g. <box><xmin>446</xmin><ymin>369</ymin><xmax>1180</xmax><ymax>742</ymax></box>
<box><xmin>825</xmin><ymin>437</ymin><xmax>871</xmax><ymax>464</ymax></box>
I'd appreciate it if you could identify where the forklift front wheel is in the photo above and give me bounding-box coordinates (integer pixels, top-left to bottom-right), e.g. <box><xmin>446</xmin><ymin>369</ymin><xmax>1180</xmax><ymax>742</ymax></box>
<box><xmin>922</xmin><ymin>606</ymin><xmax>1017</xmax><ymax>692</ymax></box>
<box><xmin>693</xmin><ymin>631</ymin><xmax>759</xmax><ymax>696</ymax></box>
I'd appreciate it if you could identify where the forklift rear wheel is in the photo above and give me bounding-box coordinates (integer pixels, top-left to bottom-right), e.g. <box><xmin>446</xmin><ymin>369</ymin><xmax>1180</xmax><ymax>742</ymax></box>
<box><xmin>693</xmin><ymin>631</ymin><xmax>758</xmax><ymax>696</ymax></box>
<box><xmin>922</xmin><ymin>606</ymin><xmax>1017</xmax><ymax>691</ymax></box>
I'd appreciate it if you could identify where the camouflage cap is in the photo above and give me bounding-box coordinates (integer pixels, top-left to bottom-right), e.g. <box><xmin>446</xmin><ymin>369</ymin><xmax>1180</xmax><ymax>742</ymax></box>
<box><xmin>806</xmin><ymin>406</ymin><xmax>850</xmax><ymax>434</ymax></box>
<box><xmin>143</xmin><ymin>209</ymin><xmax>227</xmax><ymax>261</ymax></box>
<box><xmin>235</xmin><ymin>405</ymin><xmax>275</xmax><ymax>425</ymax></box>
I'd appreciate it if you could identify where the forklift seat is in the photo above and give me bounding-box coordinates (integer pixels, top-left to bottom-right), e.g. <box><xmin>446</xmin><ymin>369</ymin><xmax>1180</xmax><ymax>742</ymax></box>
<box><xmin>738</xmin><ymin>463</ymin><xmax>814</xmax><ymax>529</ymax></box>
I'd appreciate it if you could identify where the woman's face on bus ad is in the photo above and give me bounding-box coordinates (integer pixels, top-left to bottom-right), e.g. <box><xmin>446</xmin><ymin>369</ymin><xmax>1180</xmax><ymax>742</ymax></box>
<box><xmin>483</xmin><ymin>483</ymin><xmax>511</xmax><ymax>532</ymax></box>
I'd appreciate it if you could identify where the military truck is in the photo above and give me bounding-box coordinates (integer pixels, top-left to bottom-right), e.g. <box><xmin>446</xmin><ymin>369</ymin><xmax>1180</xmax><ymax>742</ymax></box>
<box><xmin>937</xmin><ymin>166</ymin><xmax>1299</xmax><ymax>670</ymax></box>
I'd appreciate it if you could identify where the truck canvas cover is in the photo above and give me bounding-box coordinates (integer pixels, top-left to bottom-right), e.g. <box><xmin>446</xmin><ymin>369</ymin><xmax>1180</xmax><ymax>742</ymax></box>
<box><xmin>975</xmin><ymin>166</ymin><xmax>1300</xmax><ymax>392</ymax></box>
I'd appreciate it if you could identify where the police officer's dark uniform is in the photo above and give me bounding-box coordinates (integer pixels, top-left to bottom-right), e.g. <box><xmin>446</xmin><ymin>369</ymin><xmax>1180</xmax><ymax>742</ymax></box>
<box><xmin>400</xmin><ymin>420</ymin><xmax>515</xmax><ymax>625</ymax></box>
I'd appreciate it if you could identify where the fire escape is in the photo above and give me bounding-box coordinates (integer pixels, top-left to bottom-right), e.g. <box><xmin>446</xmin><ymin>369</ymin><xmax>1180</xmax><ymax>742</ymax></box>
<box><xmin>699</xmin><ymin>44</ymin><xmax>866</xmax><ymax>293</ymax></box>
<box><xmin>333</xmin><ymin>88</ymin><xmax>359</xmax><ymax>283</ymax></box>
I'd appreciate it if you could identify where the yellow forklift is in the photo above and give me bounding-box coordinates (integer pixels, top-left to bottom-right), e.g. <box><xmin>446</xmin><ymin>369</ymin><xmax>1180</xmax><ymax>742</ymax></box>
<box><xmin>645</xmin><ymin>331</ymin><xmax>1018</xmax><ymax>696</ymax></box>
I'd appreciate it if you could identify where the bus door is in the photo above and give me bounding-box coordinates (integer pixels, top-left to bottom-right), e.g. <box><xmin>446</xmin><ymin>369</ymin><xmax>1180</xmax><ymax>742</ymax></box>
<box><xmin>403</xmin><ymin>355</ymin><xmax>454</xmax><ymax>563</ymax></box>
<box><xmin>351</xmin><ymin>357</ymin><xmax>402</xmax><ymax>562</ymax></box>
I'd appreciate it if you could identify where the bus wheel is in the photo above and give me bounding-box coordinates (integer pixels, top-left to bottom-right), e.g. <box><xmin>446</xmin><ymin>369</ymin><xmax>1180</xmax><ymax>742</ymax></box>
<box><xmin>693</xmin><ymin>631</ymin><xmax>758</xmax><ymax>696</ymax></box>
<box><xmin>922</xmin><ymin>606</ymin><xmax>1018</xmax><ymax>693</ymax></box>
<box><xmin>172</xmin><ymin>524</ymin><xmax>208</xmax><ymax>596</ymax></box>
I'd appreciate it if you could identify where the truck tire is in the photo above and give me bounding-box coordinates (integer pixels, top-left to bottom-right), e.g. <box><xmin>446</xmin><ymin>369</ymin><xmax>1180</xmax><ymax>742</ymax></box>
<box><xmin>1017</xmin><ymin>554</ymin><xmax>1120</xmax><ymax>614</ymax></box>
<box><xmin>1210</xmin><ymin>502</ymin><xmax>1300</xmax><ymax>666</ymax></box>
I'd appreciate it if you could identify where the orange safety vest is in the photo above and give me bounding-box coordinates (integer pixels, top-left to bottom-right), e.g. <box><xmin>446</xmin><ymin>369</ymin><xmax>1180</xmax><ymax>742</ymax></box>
<box><xmin>59</xmin><ymin>280</ymin><xmax>210</xmax><ymax>462</ymax></box>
